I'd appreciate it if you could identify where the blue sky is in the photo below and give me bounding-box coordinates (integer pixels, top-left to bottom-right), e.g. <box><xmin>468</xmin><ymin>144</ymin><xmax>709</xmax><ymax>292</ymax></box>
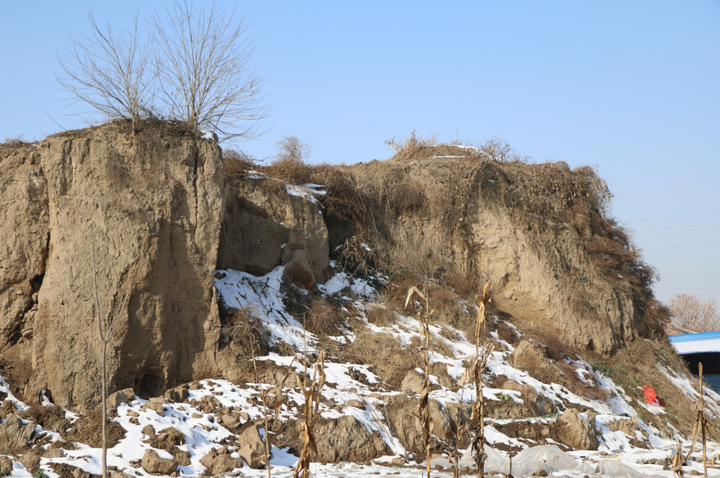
<box><xmin>1</xmin><ymin>1</ymin><xmax>718</xmax><ymax>308</ymax></box>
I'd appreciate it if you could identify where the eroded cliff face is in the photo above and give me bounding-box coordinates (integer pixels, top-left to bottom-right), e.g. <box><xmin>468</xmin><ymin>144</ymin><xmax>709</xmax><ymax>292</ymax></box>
<box><xmin>0</xmin><ymin>129</ymin><xmax>657</xmax><ymax>410</ymax></box>
<box><xmin>1</xmin><ymin>124</ymin><xmax>226</xmax><ymax>410</ymax></box>
<box><xmin>342</xmin><ymin>156</ymin><xmax>652</xmax><ymax>354</ymax></box>
<box><xmin>218</xmin><ymin>177</ymin><xmax>329</xmax><ymax>288</ymax></box>
<box><xmin>0</xmin><ymin>145</ymin><xmax>49</xmax><ymax>351</ymax></box>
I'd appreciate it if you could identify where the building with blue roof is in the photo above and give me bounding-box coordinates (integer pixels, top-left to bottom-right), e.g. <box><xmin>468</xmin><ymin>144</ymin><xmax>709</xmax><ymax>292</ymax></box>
<box><xmin>669</xmin><ymin>331</ymin><xmax>720</xmax><ymax>392</ymax></box>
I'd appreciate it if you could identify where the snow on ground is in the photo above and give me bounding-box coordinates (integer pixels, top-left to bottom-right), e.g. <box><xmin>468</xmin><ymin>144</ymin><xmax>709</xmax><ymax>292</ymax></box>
<box><xmin>3</xmin><ymin>267</ymin><xmax>720</xmax><ymax>477</ymax></box>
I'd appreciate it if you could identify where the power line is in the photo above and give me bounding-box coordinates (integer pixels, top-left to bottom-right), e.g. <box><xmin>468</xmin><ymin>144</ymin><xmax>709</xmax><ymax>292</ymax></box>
<box><xmin>638</xmin><ymin>225</ymin><xmax>720</xmax><ymax>237</ymax></box>
<box><xmin>616</xmin><ymin>177</ymin><xmax>720</xmax><ymax>200</ymax></box>
<box><xmin>635</xmin><ymin>220</ymin><xmax>720</xmax><ymax>234</ymax></box>
<box><xmin>624</xmin><ymin>209</ymin><xmax>720</xmax><ymax>222</ymax></box>
<box><xmin>645</xmin><ymin>241</ymin><xmax>720</xmax><ymax>251</ymax></box>
<box><xmin>618</xmin><ymin>183</ymin><xmax>720</xmax><ymax>203</ymax></box>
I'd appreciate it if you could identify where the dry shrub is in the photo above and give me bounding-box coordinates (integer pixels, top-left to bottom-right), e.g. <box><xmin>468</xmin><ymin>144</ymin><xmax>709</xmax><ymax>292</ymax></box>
<box><xmin>18</xmin><ymin>405</ymin><xmax>70</xmax><ymax>434</ymax></box>
<box><xmin>222</xmin><ymin>306</ymin><xmax>270</xmax><ymax>358</ymax></box>
<box><xmin>341</xmin><ymin>324</ymin><xmax>419</xmax><ymax>388</ymax></box>
<box><xmin>385</xmin><ymin>130</ymin><xmax>439</xmax><ymax>160</ymax></box>
<box><xmin>223</xmin><ymin>148</ymin><xmax>256</xmax><ymax>179</ymax></box>
<box><xmin>63</xmin><ymin>409</ymin><xmax>126</xmax><ymax>448</ymax></box>
<box><xmin>264</xmin><ymin>156</ymin><xmax>316</xmax><ymax>185</ymax></box>
<box><xmin>0</xmin><ymin>136</ymin><xmax>35</xmax><ymax>155</ymax></box>
<box><xmin>304</xmin><ymin>299</ymin><xmax>346</xmax><ymax>337</ymax></box>
<box><xmin>366</xmin><ymin>305</ymin><xmax>394</xmax><ymax>327</ymax></box>
<box><xmin>264</xmin><ymin>136</ymin><xmax>315</xmax><ymax>185</ymax></box>
<box><xmin>333</xmin><ymin>233</ymin><xmax>384</xmax><ymax>278</ymax></box>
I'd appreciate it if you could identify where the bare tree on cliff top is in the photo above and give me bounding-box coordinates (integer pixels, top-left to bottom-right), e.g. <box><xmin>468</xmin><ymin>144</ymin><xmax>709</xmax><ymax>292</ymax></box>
<box><xmin>151</xmin><ymin>1</ymin><xmax>270</xmax><ymax>141</ymax></box>
<box><xmin>57</xmin><ymin>12</ymin><xmax>153</xmax><ymax>132</ymax></box>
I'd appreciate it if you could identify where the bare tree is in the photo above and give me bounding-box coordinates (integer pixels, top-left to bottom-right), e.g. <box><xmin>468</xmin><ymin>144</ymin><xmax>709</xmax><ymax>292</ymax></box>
<box><xmin>669</xmin><ymin>294</ymin><xmax>720</xmax><ymax>333</ymax></box>
<box><xmin>276</xmin><ymin>136</ymin><xmax>311</xmax><ymax>163</ymax></box>
<box><xmin>57</xmin><ymin>12</ymin><xmax>153</xmax><ymax>132</ymax></box>
<box><xmin>151</xmin><ymin>1</ymin><xmax>270</xmax><ymax>141</ymax></box>
<box><xmin>92</xmin><ymin>245</ymin><xmax>128</xmax><ymax>478</ymax></box>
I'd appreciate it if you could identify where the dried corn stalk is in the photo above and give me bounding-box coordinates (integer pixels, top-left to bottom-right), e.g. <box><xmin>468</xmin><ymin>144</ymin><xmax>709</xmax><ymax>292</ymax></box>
<box><xmin>471</xmin><ymin>283</ymin><xmax>493</xmax><ymax>478</ymax></box>
<box><xmin>677</xmin><ymin>363</ymin><xmax>709</xmax><ymax>478</ymax></box>
<box><xmin>406</xmin><ymin>286</ymin><xmax>435</xmax><ymax>478</ymax></box>
<box><xmin>294</xmin><ymin>352</ymin><xmax>326</xmax><ymax>478</ymax></box>
<box><xmin>248</xmin><ymin>332</ymin><xmax>296</xmax><ymax>478</ymax></box>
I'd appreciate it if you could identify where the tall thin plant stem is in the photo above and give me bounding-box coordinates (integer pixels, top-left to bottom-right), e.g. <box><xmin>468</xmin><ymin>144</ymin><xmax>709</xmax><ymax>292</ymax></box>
<box><xmin>92</xmin><ymin>245</ymin><xmax>128</xmax><ymax>478</ymax></box>
<box><xmin>405</xmin><ymin>286</ymin><xmax>435</xmax><ymax>478</ymax></box>
<box><xmin>472</xmin><ymin>284</ymin><xmax>493</xmax><ymax>478</ymax></box>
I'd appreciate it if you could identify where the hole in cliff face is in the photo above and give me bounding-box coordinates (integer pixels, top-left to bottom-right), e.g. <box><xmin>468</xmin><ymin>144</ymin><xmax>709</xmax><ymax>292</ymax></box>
<box><xmin>136</xmin><ymin>372</ymin><xmax>164</xmax><ymax>399</ymax></box>
<box><xmin>30</xmin><ymin>274</ymin><xmax>44</xmax><ymax>293</ymax></box>
<box><xmin>586</xmin><ymin>338</ymin><xmax>595</xmax><ymax>352</ymax></box>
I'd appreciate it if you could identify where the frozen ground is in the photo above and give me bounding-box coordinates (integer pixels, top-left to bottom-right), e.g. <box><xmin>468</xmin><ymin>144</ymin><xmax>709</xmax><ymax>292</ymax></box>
<box><xmin>2</xmin><ymin>267</ymin><xmax>720</xmax><ymax>477</ymax></box>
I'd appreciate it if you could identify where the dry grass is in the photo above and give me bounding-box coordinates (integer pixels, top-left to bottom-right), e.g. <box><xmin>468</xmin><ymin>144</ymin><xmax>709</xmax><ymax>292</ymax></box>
<box><xmin>303</xmin><ymin>298</ymin><xmax>347</xmax><ymax>337</ymax></box>
<box><xmin>0</xmin><ymin>136</ymin><xmax>36</xmax><ymax>155</ymax></box>
<box><xmin>341</xmin><ymin>323</ymin><xmax>420</xmax><ymax>389</ymax></box>
<box><xmin>223</xmin><ymin>148</ymin><xmax>256</xmax><ymax>179</ymax></box>
<box><xmin>586</xmin><ymin>338</ymin><xmax>720</xmax><ymax>440</ymax></box>
<box><xmin>221</xmin><ymin>305</ymin><xmax>271</xmax><ymax>359</ymax></box>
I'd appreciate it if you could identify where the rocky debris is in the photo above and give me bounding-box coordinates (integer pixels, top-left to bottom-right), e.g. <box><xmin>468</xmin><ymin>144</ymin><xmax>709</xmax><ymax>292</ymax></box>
<box><xmin>401</xmin><ymin>370</ymin><xmax>427</xmax><ymax>394</ymax></box>
<box><xmin>509</xmin><ymin>341</ymin><xmax>560</xmax><ymax>383</ymax></box>
<box><xmin>555</xmin><ymin>409</ymin><xmax>599</xmax><ymax>451</ymax></box>
<box><xmin>17</xmin><ymin>449</ymin><xmax>41</xmax><ymax>473</ymax></box>
<box><xmin>384</xmin><ymin>395</ymin><xmax>466</xmax><ymax>455</ymax></box>
<box><xmin>221</xmin><ymin>413</ymin><xmax>240</xmax><ymax>430</ymax></box>
<box><xmin>428</xmin><ymin>363</ymin><xmax>455</xmax><ymax>389</ymax></box>
<box><xmin>0</xmin><ymin>400</ymin><xmax>18</xmax><ymax>419</ymax></box>
<box><xmin>192</xmin><ymin>395</ymin><xmax>222</xmax><ymax>413</ymax></box>
<box><xmin>212</xmin><ymin>453</ymin><xmax>243</xmax><ymax>474</ymax></box>
<box><xmin>43</xmin><ymin>448</ymin><xmax>65</xmax><ymax>458</ymax></box>
<box><xmin>147</xmin><ymin>426</ymin><xmax>190</xmax><ymax>465</ymax></box>
<box><xmin>238</xmin><ymin>423</ymin><xmax>267</xmax><ymax>468</ymax></box>
<box><xmin>313</xmin><ymin>415</ymin><xmax>392</xmax><ymax>464</ymax></box>
<box><xmin>141</xmin><ymin>449</ymin><xmax>178</xmax><ymax>475</ymax></box>
<box><xmin>199</xmin><ymin>447</ymin><xmax>243</xmax><ymax>474</ymax></box>
<box><xmin>500</xmin><ymin>377</ymin><xmax>555</xmax><ymax>417</ymax></box>
<box><xmin>0</xmin><ymin>456</ymin><xmax>13</xmax><ymax>476</ymax></box>
<box><xmin>107</xmin><ymin>388</ymin><xmax>135</xmax><ymax>411</ymax></box>
<box><xmin>163</xmin><ymin>386</ymin><xmax>189</xmax><ymax>403</ymax></box>
<box><xmin>142</xmin><ymin>397</ymin><xmax>166</xmax><ymax>415</ymax></box>
<box><xmin>608</xmin><ymin>415</ymin><xmax>640</xmax><ymax>435</ymax></box>
<box><xmin>0</xmin><ymin>413</ymin><xmax>35</xmax><ymax>454</ymax></box>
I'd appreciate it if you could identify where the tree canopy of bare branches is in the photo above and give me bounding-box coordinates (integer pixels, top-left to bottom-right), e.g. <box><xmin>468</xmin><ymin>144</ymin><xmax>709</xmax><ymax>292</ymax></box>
<box><xmin>57</xmin><ymin>12</ymin><xmax>153</xmax><ymax>131</ymax></box>
<box><xmin>57</xmin><ymin>1</ymin><xmax>269</xmax><ymax>142</ymax></box>
<box><xmin>669</xmin><ymin>294</ymin><xmax>720</xmax><ymax>333</ymax></box>
<box><xmin>151</xmin><ymin>1</ymin><xmax>270</xmax><ymax>141</ymax></box>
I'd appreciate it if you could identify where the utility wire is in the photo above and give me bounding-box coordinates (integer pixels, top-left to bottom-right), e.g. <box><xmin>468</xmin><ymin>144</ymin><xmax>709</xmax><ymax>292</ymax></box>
<box><xmin>634</xmin><ymin>220</ymin><xmax>720</xmax><ymax>234</ymax></box>
<box><xmin>645</xmin><ymin>241</ymin><xmax>720</xmax><ymax>251</ymax></box>
<box><xmin>638</xmin><ymin>225</ymin><xmax>720</xmax><ymax>237</ymax></box>
<box><xmin>616</xmin><ymin>177</ymin><xmax>720</xmax><ymax>200</ymax></box>
<box><xmin>624</xmin><ymin>209</ymin><xmax>720</xmax><ymax>222</ymax></box>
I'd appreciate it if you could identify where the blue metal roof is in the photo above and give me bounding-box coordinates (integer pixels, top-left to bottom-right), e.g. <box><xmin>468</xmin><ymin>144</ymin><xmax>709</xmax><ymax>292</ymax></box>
<box><xmin>669</xmin><ymin>331</ymin><xmax>720</xmax><ymax>343</ymax></box>
<box><xmin>669</xmin><ymin>331</ymin><xmax>720</xmax><ymax>354</ymax></box>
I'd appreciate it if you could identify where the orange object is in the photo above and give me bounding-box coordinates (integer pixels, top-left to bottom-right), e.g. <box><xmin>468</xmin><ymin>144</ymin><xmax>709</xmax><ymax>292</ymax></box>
<box><xmin>642</xmin><ymin>385</ymin><xmax>661</xmax><ymax>406</ymax></box>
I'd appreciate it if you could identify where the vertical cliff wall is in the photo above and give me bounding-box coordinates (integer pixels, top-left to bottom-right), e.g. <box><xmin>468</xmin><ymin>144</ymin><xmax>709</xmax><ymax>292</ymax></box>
<box><xmin>1</xmin><ymin>122</ymin><xmax>225</xmax><ymax>410</ymax></box>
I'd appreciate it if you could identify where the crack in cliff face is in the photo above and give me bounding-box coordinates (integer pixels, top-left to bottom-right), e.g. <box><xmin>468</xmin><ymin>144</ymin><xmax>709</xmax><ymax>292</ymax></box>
<box><xmin>192</xmin><ymin>142</ymin><xmax>200</xmax><ymax>235</ymax></box>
